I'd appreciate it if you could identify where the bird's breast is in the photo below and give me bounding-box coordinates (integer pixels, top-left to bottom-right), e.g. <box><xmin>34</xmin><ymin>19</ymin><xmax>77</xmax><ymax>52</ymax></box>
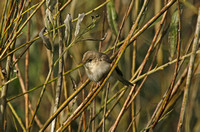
<box><xmin>85</xmin><ymin>61</ymin><xmax>110</xmax><ymax>82</ymax></box>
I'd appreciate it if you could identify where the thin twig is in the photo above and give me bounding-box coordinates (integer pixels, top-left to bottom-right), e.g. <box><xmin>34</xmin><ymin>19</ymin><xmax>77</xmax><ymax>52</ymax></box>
<box><xmin>109</xmin><ymin>0</ymin><xmax>150</xmax><ymax>131</ymax></box>
<box><xmin>0</xmin><ymin>0</ymin><xmax>110</xmax><ymax>62</ymax></box>
<box><xmin>0</xmin><ymin>0</ymin><xmax>46</xmax><ymax>60</ymax></box>
<box><xmin>40</xmin><ymin>79</ymin><xmax>90</xmax><ymax>131</ymax></box>
<box><xmin>148</xmin><ymin>0</ymin><xmax>182</xmax><ymax>130</ymax></box>
<box><xmin>8</xmin><ymin>102</ymin><xmax>26</xmax><ymax>131</ymax></box>
<box><xmin>14</xmin><ymin>55</ymin><xmax>43</xmax><ymax>128</ymax></box>
<box><xmin>112</xmin><ymin>0</ymin><xmax>134</xmax><ymax>54</ymax></box>
<box><xmin>177</xmin><ymin>7</ymin><xmax>200</xmax><ymax>132</ymax></box>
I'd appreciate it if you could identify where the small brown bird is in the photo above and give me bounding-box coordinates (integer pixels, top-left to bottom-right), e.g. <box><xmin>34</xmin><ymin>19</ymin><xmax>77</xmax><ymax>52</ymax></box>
<box><xmin>82</xmin><ymin>51</ymin><xmax>133</xmax><ymax>86</ymax></box>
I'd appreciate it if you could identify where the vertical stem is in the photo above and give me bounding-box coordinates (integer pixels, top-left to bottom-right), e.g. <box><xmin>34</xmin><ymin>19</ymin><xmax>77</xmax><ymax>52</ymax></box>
<box><xmin>177</xmin><ymin>7</ymin><xmax>200</xmax><ymax>132</ymax></box>
<box><xmin>102</xmin><ymin>83</ymin><xmax>109</xmax><ymax>132</ymax></box>
<box><xmin>99</xmin><ymin>9</ymin><xmax>106</xmax><ymax>52</ymax></box>
<box><xmin>155</xmin><ymin>0</ymin><xmax>162</xmax><ymax>65</ymax></box>
<box><xmin>13</xmin><ymin>55</ymin><xmax>43</xmax><ymax>128</ymax></box>
<box><xmin>63</xmin><ymin>68</ymin><xmax>72</xmax><ymax>132</ymax></box>
<box><xmin>51</xmin><ymin>0</ymin><xmax>64</xmax><ymax>131</ymax></box>
<box><xmin>150</xmin><ymin>0</ymin><xmax>182</xmax><ymax>130</ymax></box>
<box><xmin>109</xmin><ymin>0</ymin><xmax>150</xmax><ymax>131</ymax></box>
<box><xmin>0</xmin><ymin>0</ymin><xmax>8</xmax><ymax>42</ymax></box>
<box><xmin>112</xmin><ymin>0</ymin><xmax>134</xmax><ymax>55</ymax></box>
<box><xmin>131</xmin><ymin>0</ymin><xmax>138</xmax><ymax>131</ymax></box>
<box><xmin>0</xmin><ymin>55</ymin><xmax>11</xmax><ymax>131</ymax></box>
<box><xmin>0</xmin><ymin>0</ymin><xmax>20</xmax><ymax>130</ymax></box>
<box><xmin>25</xmin><ymin>1</ymin><xmax>31</xmax><ymax>129</ymax></box>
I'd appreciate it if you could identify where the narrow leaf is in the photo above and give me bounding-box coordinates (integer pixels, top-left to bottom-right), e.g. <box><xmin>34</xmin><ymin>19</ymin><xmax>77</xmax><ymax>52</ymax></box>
<box><xmin>107</xmin><ymin>0</ymin><xmax>118</xmax><ymax>36</ymax></box>
<box><xmin>46</xmin><ymin>0</ymin><xmax>56</xmax><ymax>11</ymax></box>
<box><xmin>75</xmin><ymin>13</ymin><xmax>85</xmax><ymax>37</ymax></box>
<box><xmin>39</xmin><ymin>27</ymin><xmax>52</xmax><ymax>50</ymax></box>
<box><xmin>64</xmin><ymin>14</ymin><xmax>73</xmax><ymax>45</ymax></box>
<box><xmin>44</xmin><ymin>9</ymin><xmax>53</xmax><ymax>30</ymax></box>
<box><xmin>168</xmin><ymin>10</ymin><xmax>179</xmax><ymax>59</ymax></box>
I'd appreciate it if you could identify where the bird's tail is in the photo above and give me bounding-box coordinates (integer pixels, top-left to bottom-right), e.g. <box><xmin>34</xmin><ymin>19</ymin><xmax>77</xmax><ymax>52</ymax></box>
<box><xmin>114</xmin><ymin>69</ymin><xmax>133</xmax><ymax>86</ymax></box>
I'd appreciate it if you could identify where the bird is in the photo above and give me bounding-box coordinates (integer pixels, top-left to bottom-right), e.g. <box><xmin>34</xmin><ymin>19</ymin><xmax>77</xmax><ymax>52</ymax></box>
<box><xmin>82</xmin><ymin>51</ymin><xmax>133</xmax><ymax>86</ymax></box>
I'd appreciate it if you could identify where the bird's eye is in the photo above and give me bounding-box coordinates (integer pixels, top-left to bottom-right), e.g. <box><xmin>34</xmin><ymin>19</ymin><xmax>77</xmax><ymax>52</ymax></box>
<box><xmin>88</xmin><ymin>59</ymin><xmax>92</xmax><ymax>62</ymax></box>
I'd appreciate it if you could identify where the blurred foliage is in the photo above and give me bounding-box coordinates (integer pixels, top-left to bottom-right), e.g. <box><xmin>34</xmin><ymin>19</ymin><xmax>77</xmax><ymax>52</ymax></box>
<box><xmin>0</xmin><ymin>0</ymin><xmax>200</xmax><ymax>131</ymax></box>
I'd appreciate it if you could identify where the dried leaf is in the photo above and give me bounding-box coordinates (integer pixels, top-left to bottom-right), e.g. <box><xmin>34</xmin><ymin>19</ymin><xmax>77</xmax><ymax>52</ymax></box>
<box><xmin>44</xmin><ymin>9</ymin><xmax>53</xmax><ymax>30</ymax></box>
<box><xmin>46</xmin><ymin>0</ymin><xmax>51</xmax><ymax>7</ymax></box>
<box><xmin>75</xmin><ymin>13</ymin><xmax>85</xmax><ymax>37</ymax></box>
<box><xmin>39</xmin><ymin>27</ymin><xmax>52</xmax><ymax>50</ymax></box>
<box><xmin>64</xmin><ymin>14</ymin><xmax>73</xmax><ymax>45</ymax></box>
<box><xmin>168</xmin><ymin>10</ymin><xmax>179</xmax><ymax>60</ymax></box>
<box><xmin>46</xmin><ymin>0</ymin><xmax>56</xmax><ymax>11</ymax></box>
<box><xmin>69</xmin><ymin>75</ymin><xmax>77</xmax><ymax>90</ymax></box>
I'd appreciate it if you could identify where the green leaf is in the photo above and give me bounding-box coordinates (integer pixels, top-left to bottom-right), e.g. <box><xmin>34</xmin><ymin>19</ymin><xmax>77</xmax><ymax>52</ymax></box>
<box><xmin>168</xmin><ymin>10</ymin><xmax>179</xmax><ymax>59</ymax></box>
<box><xmin>106</xmin><ymin>0</ymin><xmax>118</xmax><ymax>36</ymax></box>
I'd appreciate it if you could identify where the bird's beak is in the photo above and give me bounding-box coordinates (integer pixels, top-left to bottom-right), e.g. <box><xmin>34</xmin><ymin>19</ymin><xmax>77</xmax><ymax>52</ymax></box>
<box><xmin>81</xmin><ymin>60</ymin><xmax>85</xmax><ymax>65</ymax></box>
<box><xmin>80</xmin><ymin>60</ymin><xmax>86</xmax><ymax>67</ymax></box>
